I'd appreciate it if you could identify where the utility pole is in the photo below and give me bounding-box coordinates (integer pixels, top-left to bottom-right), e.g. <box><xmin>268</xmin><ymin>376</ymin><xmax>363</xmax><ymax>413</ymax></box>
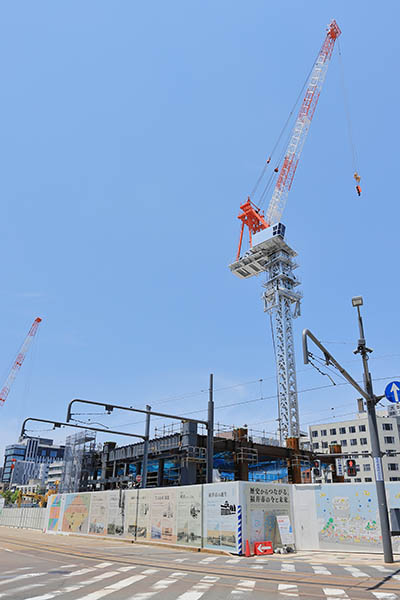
<box><xmin>141</xmin><ymin>405</ymin><xmax>151</xmax><ymax>489</ymax></box>
<box><xmin>302</xmin><ymin>296</ymin><xmax>394</xmax><ymax>563</ymax></box>
<box><xmin>207</xmin><ymin>374</ymin><xmax>214</xmax><ymax>484</ymax></box>
<box><xmin>351</xmin><ymin>296</ymin><xmax>393</xmax><ymax>563</ymax></box>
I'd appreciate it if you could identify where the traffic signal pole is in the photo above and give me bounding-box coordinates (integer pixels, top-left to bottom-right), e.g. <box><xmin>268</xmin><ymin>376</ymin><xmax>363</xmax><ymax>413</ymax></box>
<box><xmin>303</xmin><ymin>313</ymin><xmax>394</xmax><ymax>563</ymax></box>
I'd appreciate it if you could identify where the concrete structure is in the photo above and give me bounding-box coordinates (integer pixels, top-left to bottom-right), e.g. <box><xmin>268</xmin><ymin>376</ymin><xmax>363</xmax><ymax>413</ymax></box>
<box><xmin>2</xmin><ymin>437</ymin><xmax>65</xmax><ymax>486</ymax></box>
<box><xmin>14</xmin><ymin>478</ymin><xmax>43</xmax><ymax>495</ymax></box>
<box><xmin>309</xmin><ymin>407</ymin><xmax>400</xmax><ymax>483</ymax></box>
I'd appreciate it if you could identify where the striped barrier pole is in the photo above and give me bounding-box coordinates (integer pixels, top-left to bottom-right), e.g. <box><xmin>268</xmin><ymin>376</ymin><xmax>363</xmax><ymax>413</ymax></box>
<box><xmin>237</xmin><ymin>504</ymin><xmax>243</xmax><ymax>555</ymax></box>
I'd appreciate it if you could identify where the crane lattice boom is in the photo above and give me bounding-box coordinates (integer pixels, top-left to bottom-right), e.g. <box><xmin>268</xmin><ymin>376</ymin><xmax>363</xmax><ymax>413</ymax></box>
<box><xmin>235</xmin><ymin>20</ymin><xmax>341</xmax><ymax>259</ymax></box>
<box><xmin>266</xmin><ymin>19</ymin><xmax>341</xmax><ymax>226</ymax></box>
<box><xmin>0</xmin><ymin>317</ymin><xmax>42</xmax><ymax>406</ymax></box>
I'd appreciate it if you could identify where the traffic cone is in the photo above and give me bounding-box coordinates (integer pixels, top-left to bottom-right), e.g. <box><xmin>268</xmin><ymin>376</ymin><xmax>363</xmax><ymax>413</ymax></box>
<box><xmin>245</xmin><ymin>539</ymin><xmax>251</xmax><ymax>557</ymax></box>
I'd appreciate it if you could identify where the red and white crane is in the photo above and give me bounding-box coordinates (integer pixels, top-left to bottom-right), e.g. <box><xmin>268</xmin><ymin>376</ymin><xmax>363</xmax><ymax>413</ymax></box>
<box><xmin>0</xmin><ymin>317</ymin><xmax>42</xmax><ymax>406</ymax></box>
<box><xmin>230</xmin><ymin>21</ymin><xmax>341</xmax><ymax>442</ymax></box>
<box><xmin>235</xmin><ymin>20</ymin><xmax>341</xmax><ymax>260</ymax></box>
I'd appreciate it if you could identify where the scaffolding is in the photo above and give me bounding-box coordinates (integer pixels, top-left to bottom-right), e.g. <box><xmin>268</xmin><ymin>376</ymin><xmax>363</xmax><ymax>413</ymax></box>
<box><xmin>60</xmin><ymin>430</ymin><xmax>97</xmax><ymax>493</ymax></box>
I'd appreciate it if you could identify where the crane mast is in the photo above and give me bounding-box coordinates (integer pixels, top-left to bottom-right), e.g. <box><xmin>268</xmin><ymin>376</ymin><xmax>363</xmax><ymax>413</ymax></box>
<box><xmin>0</xmin><ymin>317</ymin><xmax>42</xmax><ymax>406</ymax></box>
<box><xmin>230</xmin><ymin>21</ymin><xmax>341</xmax><ymax>442</ymax></box>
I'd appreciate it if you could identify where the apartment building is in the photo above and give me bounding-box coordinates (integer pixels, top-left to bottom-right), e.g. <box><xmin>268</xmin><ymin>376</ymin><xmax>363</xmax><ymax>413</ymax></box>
<box><xmin>309</xmin><ymin>407</ymin><xmax>400</xmax><ymax>483</ymax></box>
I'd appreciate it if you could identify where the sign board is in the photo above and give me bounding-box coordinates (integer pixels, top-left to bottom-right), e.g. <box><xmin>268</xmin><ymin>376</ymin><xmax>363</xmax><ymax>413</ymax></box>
<box><xmin>254</xmin><ymin>540</ymin><xmax>273</xmax><ymax>555</ymax></box>
<box><xmin>385</xmin><ymin>381</ymin><xmax>400</xmax><ymax>404</ymax></box>
<box><xmin>276</xmin><ymin>515</ymin><xmax>294</xmax><ymax>545</ymax></box>
<box><xmin>135</xmin><ymin>474</ymin><xmax>142</xmax><ymax>483</ymax></box>
<box><xmin>374</xmin><ymin>457</ymin><xmax>384</xmax><ymax>482</ymax></box>
<box><xmin>335</xmin><ymin>458</ymin><xmax>344</xmax><ymax>477</ymax></box>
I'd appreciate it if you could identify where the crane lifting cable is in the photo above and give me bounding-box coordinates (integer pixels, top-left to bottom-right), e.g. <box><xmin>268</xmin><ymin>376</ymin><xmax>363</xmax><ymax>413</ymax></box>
<box><xmin>337</xmin><ymin>39</ymin><xmax>361</xmax><ymax>196</ymax></box>
<box><xmin>250</xmin><ymin>51</ymin><xmax>320</xmax><ymax>203</ymax></box>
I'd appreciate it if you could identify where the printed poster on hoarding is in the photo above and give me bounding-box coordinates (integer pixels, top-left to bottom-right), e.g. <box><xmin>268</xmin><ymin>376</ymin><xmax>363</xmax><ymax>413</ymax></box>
<box><xmin>107</xmin><ymin>490</ymin><xmax>124</xmax><ymax>536</ymax></box>
<box><xmin>88</xmin><ymin>492</ymin><xmax>108</xmax><ymax>535</ymax></box>
<box><xmin>276</xmin><ymin>515</ymin><xmax>294</xmax><ymax>544</ymax></box>
<box><xmin>204</xmin><ymin>482</ymin><xmax>238</xmax><ymax>552</ymax></box>
<box><xmin>245</xmin><ymin>483</ymin><xmax>291</xmax><ymax>546</ymax></box>
<box><xmin>176</xmin><ymin>486</ymin><xmax>202</xmax><ymax>547</ymax></box>
<box><xmin>47</xmin><ymin>494</ymin><xmax>63</xmax><ymax>532</ymax></box>
<box><xmin>124</xmin><ymin>489</ymin><xmax>151</xmax><ymax>540</ymax></box>
<box><xmin>150</xmin><ymin>488</ymin><xmax>177</xmax><ymax>543</ymax></box>
<box><xmin>62</xmin><ymin>493</ymin><xmax>91</xmax><ymax>534</ymax></box>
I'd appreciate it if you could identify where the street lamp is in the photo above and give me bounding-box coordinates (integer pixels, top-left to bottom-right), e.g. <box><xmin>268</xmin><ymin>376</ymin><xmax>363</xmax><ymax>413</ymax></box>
<box><xmin>351</xmin><ymin>297</ymin><xmax>393</xmax><ymax>563</ymax></box>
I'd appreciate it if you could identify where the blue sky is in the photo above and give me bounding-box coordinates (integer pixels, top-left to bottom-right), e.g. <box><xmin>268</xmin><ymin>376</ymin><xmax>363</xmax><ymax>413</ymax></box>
<box><xmin>1</xmin><ymin>1</ymin><xmax>399</xmax><ymax>458</ymax></box>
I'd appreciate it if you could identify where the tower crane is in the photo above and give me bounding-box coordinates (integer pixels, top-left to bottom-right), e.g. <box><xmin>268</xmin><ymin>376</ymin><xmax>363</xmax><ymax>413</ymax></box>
<box><xmin>230</xmin><ymin>21</ymin><xmax>341</xmax><ymax>442</ymax></box>
<box><xmin>0</xmin><ymin>317</ymin><xmax>42</xmax><ymax>406</ymax></box>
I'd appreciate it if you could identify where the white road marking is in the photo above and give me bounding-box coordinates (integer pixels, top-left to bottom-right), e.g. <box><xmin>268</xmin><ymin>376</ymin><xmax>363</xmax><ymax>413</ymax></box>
<box><xmin>312</xmin><ymin>565</ymin><xmax>331</xmax><ymax>575</ymax></box>
<box><xmin>343</xmin><ymin>566</ymin><xmax>368</xmax><ymax>577</ymax></box>
<box><xmin>93</xmin><ymin>562</ymin><xmax>113</xmax><ymax>568</ymax></box>
<box><xmin>141</xmin><ymin>569</ymin><xmax>159</xmax><ymax>574</ymax></box>
<box><xmin>174</xmin><ymin>558</ymin><xmax>188</xmax><ymax>563</ymax></box>
<box><xmin>250</xmin><ymin>565</ymin><xmax>263</xmax><ymax>569</ymax></box>
<box><xmin>174</xmin><ymin>576</ymin><xmax>218</xmax><ymax>600</ymax></box>
<box><xmin>281</xmin><ymin>562</ymin><xmax>295</xmax><ymax>572</ymax></box>
<box><xmin>226</xmin><ymin>558</ymin><xmax>241</xmax><ymax>564</ymax></box>
<box><xmin>57</xmin><ymin>565</ymin><xmax>77</xmax><ymax>569</ymax></box>
<box><xmin>0</xmin><ymin>584</ymin><xmax>45</xmax><ymax>598</ymax></box>
<box><xmin>4</xmin><ymin>549</ymin><xmax>13</xmax><ymax>553</ymax></box>
<box><xmin>0</xmin><ymin>573</ymin><xmax>46</xmax><ymax>587</ymax></box>
<box><xmin>371</xmin><ymin>593</ymin><xmax>398</xmax><ymax>599</ymax></box>
<box><xmin>63</xmin><ymin>567</ymin><xmax>96</xmax><ymax>578</ymax></box>
<box><xmin>231</xmin><ymin>579</ymin><xmax>256</xmax><ymax>595</ymax></box>
<box><xmin>117</xmin><ymin>565</ymin><xmax>137</xmax><ymax>572</ymax></box>
<box><xmin>199</xmin><ymin>556</ymin><xmax>218</xmax><ymax>563</ymax></box>
<box><xmin>72</xmin><ymin>574</ymin><xmax>147</xmax><ymax>600</ymax></box>
<box><xmin>128</xmin><ymin>573</ymin><xmax>187</xmax><ymax>600</ymax></box>
<box><xmin>1</xmin><ymin>567</ymin><xmax>32</xmax><ymax>575</ymax></box>
<box><xmin>371</xmin><ymin>565</ymin><xmax>395</xmax><ymax>573</ymax></box>
<box><xmin>278</xmin><ymin>583</ymin><xmax>299</xmax><ymax>597</ymax></box>
<box><xmin>323</xmin><ymin>588</ymin><xmax>349</xmax><ymax>599</ymax></box>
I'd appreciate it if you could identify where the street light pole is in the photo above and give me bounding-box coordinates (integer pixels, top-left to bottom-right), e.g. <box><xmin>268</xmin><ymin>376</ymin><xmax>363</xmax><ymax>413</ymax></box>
<box><xmin>352</xmin><ymin>297</ymin><xmax>393</xmax><ymax>563</ymax></box>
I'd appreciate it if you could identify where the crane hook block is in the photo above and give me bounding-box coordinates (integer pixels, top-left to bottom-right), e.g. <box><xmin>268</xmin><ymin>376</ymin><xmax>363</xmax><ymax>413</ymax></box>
<box><xmin>356</xmin><ymin>185</ymin><xmax>362</xmax><ymax>196</ymax></box>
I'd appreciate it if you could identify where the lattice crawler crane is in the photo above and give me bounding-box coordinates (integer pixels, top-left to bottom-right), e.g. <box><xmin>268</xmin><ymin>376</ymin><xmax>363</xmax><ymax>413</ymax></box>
<box><xmin>230</xmin><ymin>21</ymin><xmax>341</xmax><ymax>443</ymax></box>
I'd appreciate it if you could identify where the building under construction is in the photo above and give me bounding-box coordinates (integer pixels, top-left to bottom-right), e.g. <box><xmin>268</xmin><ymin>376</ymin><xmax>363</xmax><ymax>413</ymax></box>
<box><xmin>76</xmin><ymin>424</ymin><xmax>323</xmax><ymax>491</ymax></box>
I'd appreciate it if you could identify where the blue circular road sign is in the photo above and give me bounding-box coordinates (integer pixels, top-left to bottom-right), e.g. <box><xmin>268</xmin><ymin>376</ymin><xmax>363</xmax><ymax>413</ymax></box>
<box><xmin>385</xmin><ymin>381</ymin><xmax>400</xmax><ymax>403</ymax></box>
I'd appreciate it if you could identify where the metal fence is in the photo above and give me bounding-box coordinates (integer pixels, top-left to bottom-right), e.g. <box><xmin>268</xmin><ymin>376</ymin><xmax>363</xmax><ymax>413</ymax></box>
<box><xmin>0</xmin><ymin>507</ymin><xmax>46</xmax><ymax>530</ymax></box>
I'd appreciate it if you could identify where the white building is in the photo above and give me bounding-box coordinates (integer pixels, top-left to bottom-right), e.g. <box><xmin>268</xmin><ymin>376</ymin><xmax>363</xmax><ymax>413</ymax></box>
<box><xmin>45</xmin><ymin>461</ymin><xmax>64</xmax><ymax>490</ymax></box>
<box><xmin>309</xmin><ymin>406</ymin><xmax>400</xmax><ymax>483</ymax></box>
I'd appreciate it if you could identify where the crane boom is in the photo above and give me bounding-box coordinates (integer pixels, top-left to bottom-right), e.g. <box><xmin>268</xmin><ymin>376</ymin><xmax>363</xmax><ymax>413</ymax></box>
<box><xmin>235</xmin><ymin>20</ymin><xmax>341</xmax><ymax>260</ymax></box>
<box><xmin>266</xmin><ymin>20</ymin><xmax>341</xmax><ymax>226</ymax></box>
<box><xmin>0</xmin><ymin>317</ymin><xmax>42</xmax><ymax>406</ymax></box>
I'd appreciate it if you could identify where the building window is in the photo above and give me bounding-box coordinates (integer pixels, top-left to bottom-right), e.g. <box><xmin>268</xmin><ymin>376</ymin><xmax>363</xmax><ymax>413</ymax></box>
<box><xmin>363</xmin><ymin>464</ymin><xmax>371</xmax><ymax>472</ymax></box>
<box><xmin>384</xmin><ymin>436</ymin><xmax>395</xmax><ymax>444</ymax></box>
<box><xmin>339</xmin><ymin>427</ymin><xmax>346</xmax><ymax>434</ymax></box>
<box><xmin>383</xmin><ymin>423</ymin><xmax>393</xmax><ymax>431</ymax></box>
<box><xmin>311</xmin><ymin>431</ymin><xmax>318</xmax><ymax>438</ymax></box>
<box><xmin>313</xmin><ymin>443</ymin><xmax>319</xmax><ymax>450</ymax></box>
<box><xmin>330</xmin><ymin>428</ymin><xmax>336</xmax><ymax>435</ymax></box>
<box><xmin>388</xmin><ymin>463</ymin><xmax>399</xmax><ymax>471</ymax></box>
<box><xmin>390</xmin><ymin>477</ymin><xmax>400</xmax><ymax>481</ymax></box>
<box><xmin>359</xmin><ymin>425</ymin><xmax>366</xmax><ymax>432</ymax></box>
<box><xmin>341</xmin><ymin>440</ymin><xmax>347</xmax><ymax>447</ymax></box>
<box><xmin>354</xmin><ymin>478</ymin><xmax>361</xmax><ymax>482</ymax></box>
<box><xmin>350</xmin><ymin>439</ymin><xmax>357</xmax><ymax>446</ymax></box>
<box><xmin>365</xmin><ymin>477</ymin><xmax>372</xmax><ymax>482</ymax></box>
<box><xmin>349</xmin><ymin>426</ymin><xmax>356</xmax><ymax>433</ymax></box>
<box><xmin>360</xmin><ymin>438</ymin><xmax>368</xmax><ymax>445</ymax></box>
<box><xmin>320</xmin><ymin>430</ymin><xmax>327</xmax><ymax>436</ymax></box>
<box><xmin>322</xmin><ymin>442</ymin><xmax>328</xmax><ymax>449</ymax></box>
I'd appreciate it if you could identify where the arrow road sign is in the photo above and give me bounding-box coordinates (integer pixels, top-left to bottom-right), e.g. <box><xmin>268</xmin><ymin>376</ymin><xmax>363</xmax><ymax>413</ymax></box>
<box><xmin>385</xmin><ymin>381</ymin><xmax>400</xmax><ymax>403</ymax></box>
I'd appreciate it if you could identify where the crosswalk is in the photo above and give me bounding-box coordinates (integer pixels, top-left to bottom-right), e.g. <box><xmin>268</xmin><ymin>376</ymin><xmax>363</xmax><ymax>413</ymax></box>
<box><xmin>0</xmin><ymin>559</ymin><xmax>399</xmax><ymax>600</ymax></box>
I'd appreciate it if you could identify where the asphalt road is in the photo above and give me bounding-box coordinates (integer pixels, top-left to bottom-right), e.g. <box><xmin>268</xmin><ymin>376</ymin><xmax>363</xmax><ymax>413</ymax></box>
<box><xmin>1</xmin><ymin>528</ymin><xmax>400</xmax><ymax>600</ymax></box>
